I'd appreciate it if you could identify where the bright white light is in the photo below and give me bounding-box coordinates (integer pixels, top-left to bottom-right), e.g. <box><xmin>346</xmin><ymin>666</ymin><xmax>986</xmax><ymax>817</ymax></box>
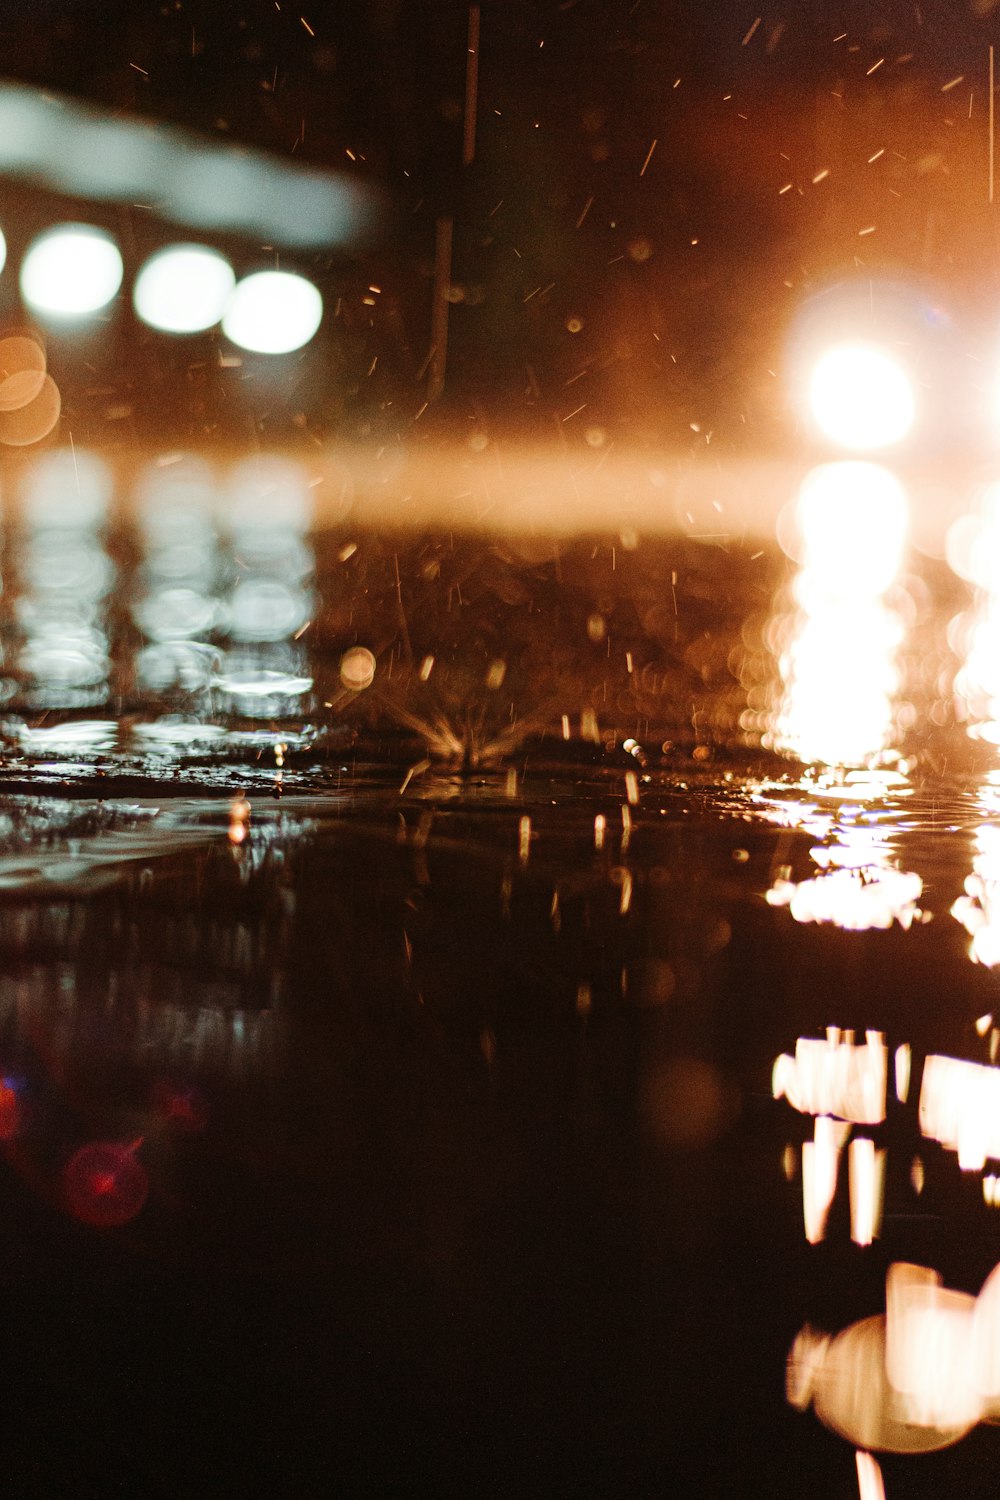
<box><xmin>794</xmin><ymin>462</ymin><xmax>908</xmax><ymax>596</ymax></box>
<box><xmin>771</xmin><ymin>463</ymin><xmax>909</xmax><ymax>766</ymax></box>
<box><xmin>808</xmin><ymin>344</ymin><xmax>915</xmax><ymax>450</ymax></box>
<box><xmin>133</xmin><ymin>244</ymin><xmax>235</xmax><ymax>334</ymax></box>
<box><xmin>222</xmin><ymin>270</ymin><xmax>322</xmax><ymax>354</ymax></box>
<box><xmin>21</xmin><ymin>224</ymin><xmax>123</xmax><ymax>319</ymax></box>
<box><xmin>0</xmin><ymin>228</ymin><xmax>7</xmax><ymax>278</ymax></box>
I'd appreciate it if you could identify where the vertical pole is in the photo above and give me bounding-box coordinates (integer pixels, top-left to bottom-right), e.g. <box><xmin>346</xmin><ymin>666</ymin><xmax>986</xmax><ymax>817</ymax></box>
<box><xmin>428</xmin><ymin>215</ymin><xmax>454</xmax><ymax>403</ymax></box>
<box><xmin>463</xmin><ymin>5</ymin><xmax>481</xmax><ymax>167</ymax></box>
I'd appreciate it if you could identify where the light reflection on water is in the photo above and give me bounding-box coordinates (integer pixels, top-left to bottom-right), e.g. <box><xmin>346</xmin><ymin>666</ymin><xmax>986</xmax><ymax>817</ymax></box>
<box><xmin>16</xmin><ymin>448</ymin><xmax>113</xmax><ymax>708</ymax></box>
<box><xmin>9</xmin><ymin>447</ymin><xmax>1000</xmax><ymax>1493</ymax></box>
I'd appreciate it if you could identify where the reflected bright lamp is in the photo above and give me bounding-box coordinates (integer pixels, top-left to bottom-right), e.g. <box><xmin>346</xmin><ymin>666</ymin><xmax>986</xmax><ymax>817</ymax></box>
<box><xmin>222</xmin><ymin>270</ymin><xmax>323</xmax><ymax>355</ymax></box>
<box><xmin>134</xmin><ymin>244</ymin><xmax>235</xmax><ymax>334</ymax></box>
<box><xmin>21</xmin><ymin>223</ymin><xmax>123</xmax><ymax>320</ymax></box>
<box><xmin>808</xmin><ymin>344</ymin><xmax>915</xmax><ymax>451</ymax></box>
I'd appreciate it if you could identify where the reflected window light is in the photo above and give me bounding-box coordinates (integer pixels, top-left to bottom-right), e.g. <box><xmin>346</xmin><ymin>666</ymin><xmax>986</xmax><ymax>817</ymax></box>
<box><xmin>808</xmin><ymin>344</ymin><xmax>916</xmax><ymax>451</ymax></box>
<box><xmin>773</xmin><ymin>1029</ymin><xmax>887</xmax><ymax>1123</ymax></box>
<box><xmin>134</xmin><ymin>244</ymin><xmax>235</xmax><ymax>334</ymax></box>
<box><xmin>848</xmin><ymin>1136</ymin><xmax>885</xmax><ymax>1246</ymax></box>
<box><xmin>953</xmin><ymin>818</ymin><xmax>1000</xmax><ymax>967</ymax></box>
<box><xmin>919</xmin><ymin>1053</ymin><xmax>1000</xmax><ymax>1171</ymax></box>
<box><xmin>20</xmin><ymin>224</ymin><xmax>123</xmax><ymax>320</ymax></box>
<box><xmin>802</xmin><ymin>1115</ymin><xmax>847</xmax><ymax>1244</ymax></box>
<box><xmin>222</xmin><ymin>270</ymin><xmax>323</xmax><ymax>355</ymax></box>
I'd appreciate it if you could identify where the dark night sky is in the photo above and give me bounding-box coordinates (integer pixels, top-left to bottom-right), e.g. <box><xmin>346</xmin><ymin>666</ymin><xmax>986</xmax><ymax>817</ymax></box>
<box><xmin>0</xmin><ymin>0</ymin><xmax>997</xmax><ymax>448</ymax></box>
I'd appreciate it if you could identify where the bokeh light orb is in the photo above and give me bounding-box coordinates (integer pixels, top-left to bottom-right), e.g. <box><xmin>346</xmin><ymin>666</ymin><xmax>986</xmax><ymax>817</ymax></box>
<box><xmin>222</xmin><ymin>270</ymin><xmax>323</xmax><ymax>354</ymax></box>
<box><xmin>63</xmin><ymin>1142</ymin><xmax>149</xmax><ymax>1227</ymax></box>
<box><xmin>134</xmin><ymin>243</ymin><xmax>235</xmax><ymax>334</ymax></box>
<box><xmin>21</xmin><ymin>223</ymin><xmax>123</xmax><ymax>320</ymax></box>
<box><xmin>340</xmin><ymin>646</ymin><xmax>376</xmax><ymax>691</ymax></box>
<box><xmin>808</xmin><ymin>344</ymin><xmax>915</xmax><ymax>451</ymax></box>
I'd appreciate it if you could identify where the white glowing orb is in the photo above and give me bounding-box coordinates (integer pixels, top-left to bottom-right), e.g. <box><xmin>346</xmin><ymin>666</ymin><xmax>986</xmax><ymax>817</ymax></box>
<box><xmin>20</xmin><ymin>224</ymin><xmax>123</xmax><ymax>319</ymax></box>
<box><xmin>808</xmin><ymin>344</ymin><xmax>915</xmax><ymax>450</ymax></box>
<box><xmin>221</xmin><ymin>270</ymin><xmax>322</xmax><ymax>354</ymax></box>
<box><xmin>795</xmin><ymin>462</ymin><xmax>908</xmax><ymax>595</ymax></box>
<box><xmin>133</xmin><ymin>244</ymin><xmax>235</xmax><ymax>334</ymax></box>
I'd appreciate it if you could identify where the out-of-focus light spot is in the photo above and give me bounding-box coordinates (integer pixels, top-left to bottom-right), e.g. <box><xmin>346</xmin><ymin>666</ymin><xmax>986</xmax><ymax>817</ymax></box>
<box><xmin>23</xmin><ymin>444</ymin><xmax>113</xmax><ymax>528</ymax></box>
<box><xmin>973</xmin><ymin>1261</ymin><xmax>1000</xmax><ymax>1400</ymax></box>
<box><xmin>771</xmin><ymin>464</ymin><xmax>908</xmax><ymax>767</ymax></box>
<box><xmin>0</xmin><ymin>334</ymin><xmax>45</xmax><ymax>412</ymax></box>
<box><xmin>222</xmin><ymin>270</ymin><xmax>322</xmax><ymax>354</ymax></box>
<box><xmin>855</xmin><ymin>1451</ymin><xmax>886</xmax><ymax>1500</ymax></box>
<box><xmin>0</xmin><ymin>1078</ymin><xmax>19</xmax><ymax>1140</ymax></box>
<box><xmin>641</xmin><ymin>1055</ymin><xmax>734</xmax><ymax>1150</ymax></box>
<box><xmin>773</xmin><ymin>1029</ymin><xmax>887</xmax><ymax>1122</ymax></box>
<box><xmin>0</xmin><ymin>83</ymin><xmax>375</xmax><ymax>249</ymax></box>
<box><xmin>225</xmin><ymin>454</ymin><xmax>313</xmax><ymax>533</ymax></box>
<box><xmin>64</xmin><ymin>1141</ymin><xmax>148</xmax><ymax>1227</ymax></box>
<box><xmin>768</xmin><ymin>859</ymin><xmax>922</xmax><ymax>929</ymax></box>
<box><xmin>339</xmin><ymin>646</ymin><xmax>375</xmax><ymax>691</ymax></box>
<box><xmin>791</xmin><ymin>1262</ymin><xmax>986</xmax><ymax>1451</ymax></box>
<box><xmin>802</xmin><ymin>1115</ymin><xmax>846</xmax><ymax>1243</ymax></box>
<box><xmin>228</xmin><ymin>796</ymin><xmax>251</xmax><ymax>846</ymax></box>
<box><xmin>849</xmin><ymin>1136</ymin><xmax>885</xmax><ymax>1245</ymax></box>
<box><xmin>950</xmin><ymin>494</ymin><xmax>1000</xmax><ymax>744</ymax></box>
<box><xmin>979</xmin><ymin>1013</ymin><xmax>995</xmax><ymax>1037</ymax></box>
<box><xmin>886</xmin><ymin>1263</ymin><xmax>981</xmax><ymax>1430</ymax></box>
<box><xmin>151</xmin><ymin>1079</ymin><xmax>209</xmax><ymax>1133</ymax></box>
<box><xmin>788</xmin><ymin>462</ymin><xmax>908</xmax><ymax>593</ymax></box>
<box><xmin>808</xmin><ymin>344</ymin><xmax>915</xmax><ymax>450</ymax></box>
<box><xmin>953</xmin><ymin>822</ymin><xmax>1000</xmax><ymax>965</ymax></box>
<box><xmin>229</xmin><ymin>579</ymin><xmax>310</xmax><ymax>642</ymax></box>
<box><xmin>0</xmin><ymin>373</ymin><xmax>60</xmax><ymax>445</ymax></box>
<box><xmin>21</xmin><ymin>224</ymin><xmax>123</xmax><ymax>320</ymax></box>
<box><xmin>134</xmin><ymin>244</ymin><xmax>235</xmax><ymax>333</ymax></box>
<box><xmin>895</xmin><ymin>1043</ymin><xmax>912</xmax><ymax>1103</ymax></box>
<box><xmin>920</xmin><ymin>1054</ymin><xmax>1000</xmax><ymax>1171</ymax></box>
<box><xmin>911</xmin><ymin>1155</ymin><xmax>925</xmax><ymax>1195</ymax></box>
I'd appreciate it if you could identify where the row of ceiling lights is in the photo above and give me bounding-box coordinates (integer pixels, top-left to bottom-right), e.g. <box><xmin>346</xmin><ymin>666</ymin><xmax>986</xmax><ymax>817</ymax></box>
<box><xmin>0</xmin><ymin>223</ymin><xmax>324</xmax><ymax>355</ymax></box>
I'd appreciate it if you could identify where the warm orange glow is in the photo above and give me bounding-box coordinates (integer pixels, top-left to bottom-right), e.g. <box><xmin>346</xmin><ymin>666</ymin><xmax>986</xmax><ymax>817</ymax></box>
<box><xmin>791</xmin><ymin>1260</ymin><xmax>992</xmax><ymax>1454</ymax></box>
<box><xmin>895</xmin><ymin>1044</ymin><xmax>912</xmax><ymax>1104</ymax></box>
<box><xmin>802</xmin><ymin>1115</ymin><xmax>846</xmax><ymax>1243</ymax></box>
<box><xmin>849</xmin><ymin>1137</ymin><xmax>885</xmax><ymax>1246</ymax></box>
<box><xmin>885</xmin><ymin>1263</ymin><xmax>981</xmax><ymax>1430</ymax></box>
<box><xmin>855</xmin><ymin>1451</ymin><xmax>886</xmax><ymax>1500</ymax></box>
<box><xmin>773</xmin><ymin>1029</ymin><xmax>886</xmax><ymax>1123</ymax></box>
<box><xmin>919</xmin><ymin>1054</ymin><xmax>1000</xmax><ymax>1171</ymax></box>
<box><xmin>771</xmin><ymin>464</ymin><xmax>908</xmax><ymax>767</ymax></box>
